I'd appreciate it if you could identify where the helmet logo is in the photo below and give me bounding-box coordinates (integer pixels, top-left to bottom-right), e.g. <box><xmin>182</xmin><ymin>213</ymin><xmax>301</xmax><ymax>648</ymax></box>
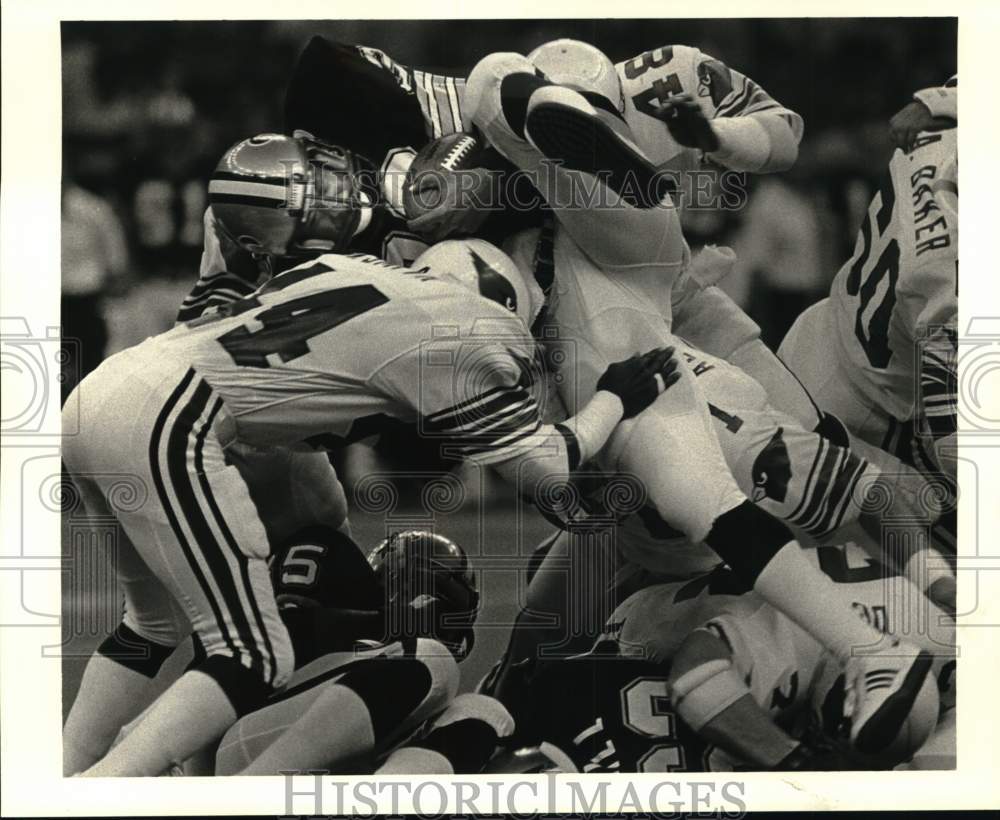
<box><xmin>751</xmin><ymin>427</ymin><xmax>792</xmax><ymax>503</ymax></box>
<box><xmin>469</xmin><ymin>249</ymin><xmax>517</xmax><ymax>314</ymax></box>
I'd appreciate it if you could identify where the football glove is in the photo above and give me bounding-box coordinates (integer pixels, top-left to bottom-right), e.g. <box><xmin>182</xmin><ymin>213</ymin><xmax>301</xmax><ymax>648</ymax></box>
<box><xmin>596</xmin><ymin>346</ymin><xmax>679</xmax><ymax>418</ymax></box>
<box><xmin>652</xmin><ymin>92</ymin><xmax>720</xmax><ymax>152</ymax></box>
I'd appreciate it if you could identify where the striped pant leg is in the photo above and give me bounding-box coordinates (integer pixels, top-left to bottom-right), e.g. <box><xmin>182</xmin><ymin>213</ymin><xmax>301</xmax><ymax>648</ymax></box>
<box><xmin>124</xmin><ymin>369</ymin><xmax>293</xmax><ymax>703</ymax></box>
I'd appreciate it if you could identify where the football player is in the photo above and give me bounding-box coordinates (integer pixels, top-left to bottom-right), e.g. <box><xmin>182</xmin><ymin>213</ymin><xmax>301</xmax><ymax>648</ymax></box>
<box><xmin>506</xmin><ymin>334</ymin><xmax>954</xmax><ymax>666</ymax></box>
<box><xmin>287</xmin><ymin>36</ymin><xmax>826</xmax><ymax>433</ymax></box>
<box><xmin>491</xmin><ymin>542</ymin><xmax>952</xmax><ymax>773</ymax></box>
<box><xmin>778</xmin><ymin>82</ymin><xmax>957</xmax><ymax>477</ymax></box>
<box><xmin>61</xmin><ymin>133</ymin><xmax>677</xmax><ymax>777</ymax></box>
<box><xmin>213</xmin><ymin>530</ymin><xmax>511</xmax><ymax>775</ymax></box>
<box><xmin>460</xmin><ymin>48</ymin><xmax>938</xmax><ymax>758</ymax></box>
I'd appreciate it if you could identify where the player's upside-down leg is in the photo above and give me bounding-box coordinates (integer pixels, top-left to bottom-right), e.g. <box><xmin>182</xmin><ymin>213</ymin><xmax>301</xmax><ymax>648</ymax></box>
<box><xmin>463</xmin><ymin>49</ymin><xmax>938</xmax><ymax>756</ymax></box>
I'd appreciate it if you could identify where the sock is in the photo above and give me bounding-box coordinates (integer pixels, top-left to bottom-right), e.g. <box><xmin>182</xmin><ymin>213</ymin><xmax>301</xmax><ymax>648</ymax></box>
<box><xmin>83</xmin><ymin>668</ymin><xmax>240</xmax><ymax>776</ymax></box>
<box><xmin>63</xmin><ymin>652</ymin><xmax>157</xmax><ymax>775</ymax></box>
<box><xmin>754</xmin><ymin>542</ymin><xmax>890</xmax><ymax>663</ymax></box>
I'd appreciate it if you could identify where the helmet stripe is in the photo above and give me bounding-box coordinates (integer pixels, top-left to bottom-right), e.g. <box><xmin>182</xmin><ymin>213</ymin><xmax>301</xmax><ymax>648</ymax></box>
<box><xmin>207</xmin><ymin>193</ymin><xmax>289</xmax><ymax>210</ymax></box>
<box><xmin>212</xmin><ymin>170</ymin><xmax>291</xmax><ymax>187</ymax></box>
<box><xmin>208</xmin><ymin>178</ymin><xmax>290</xmax><ymax>202</ymax></box>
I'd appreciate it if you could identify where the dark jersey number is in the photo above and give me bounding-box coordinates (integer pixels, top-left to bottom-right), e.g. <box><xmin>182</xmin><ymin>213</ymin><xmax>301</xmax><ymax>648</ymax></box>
<box><xmin>206</xmin><ymin>261</ymin><xmax>389</xmax><ymax>368</ymax></box>
<box><xmin>845</xmin><ymin>172</ymin><xmax>900</xmax><ymax>369</ymax></box>
<box><xmin>708</xmin><ymin>403</ymin><xmax>744</xmax><ymax>433</ymax></box>
<box><xmin>631</xmin><ymin>74</ymin><xmax>683</xmax><ymax>118</ymax></box>
<box><xmin>623</xmin><ymin>47</ymin><xmax>675</xmax><ymax>80</ymax></box>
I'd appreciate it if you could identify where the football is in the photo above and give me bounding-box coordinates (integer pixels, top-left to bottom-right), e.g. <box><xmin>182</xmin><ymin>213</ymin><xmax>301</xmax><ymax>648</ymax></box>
<box><xmin>403</xmin><ymin>131</ymin><xmax>485</xmax><ymax>220</ymax></box>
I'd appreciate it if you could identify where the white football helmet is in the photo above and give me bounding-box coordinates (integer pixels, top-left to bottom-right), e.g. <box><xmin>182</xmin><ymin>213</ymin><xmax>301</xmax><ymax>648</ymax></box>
<box><xmin>415</xmin><ymin>238</ymin><xmax>543</xmax><ymax>330</ymax></box>
<box><xmin>528</xmin><ymin>39</ymin><xmax>623</xmax><ymax>113</ymax></box>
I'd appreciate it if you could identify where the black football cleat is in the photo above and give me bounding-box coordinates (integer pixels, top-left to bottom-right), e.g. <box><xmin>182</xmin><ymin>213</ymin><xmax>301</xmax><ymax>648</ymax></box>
<box><xmin>525</xmin><ymin>85</ymin><xmax>668</xmax><ymax>208</ymax></box>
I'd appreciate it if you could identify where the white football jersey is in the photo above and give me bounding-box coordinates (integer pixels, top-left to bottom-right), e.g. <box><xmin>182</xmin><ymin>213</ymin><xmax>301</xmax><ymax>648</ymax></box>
<box><xmin>616</xmin><ymin>44</ymin><xmax>803</xmax><ymax>172</ymax></box>
<box><xmin>611</xmin><ymin>543</ymin><xmax>954</xmax><ymax>728</ymax></box>
<box><xmin>144</xmin><ymin>253</ymin><xmax>542</xmax><ymax>463</ymax></box>
<box><xmin>829</xmin><ymin>129</ymin><xmax>958</xmax><ymax>421</ymax></box>
<box><xmin>405</xmin><ymin>43</ymin><xmax>802</xmax><ymax>175</ymax></box>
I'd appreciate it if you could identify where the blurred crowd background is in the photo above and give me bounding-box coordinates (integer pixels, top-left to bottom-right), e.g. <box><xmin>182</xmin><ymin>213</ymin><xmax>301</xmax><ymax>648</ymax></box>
<box><xmin>61</xmin><ymin>18</ymin><xmax>956</xmax><ymax>492</ymax></box>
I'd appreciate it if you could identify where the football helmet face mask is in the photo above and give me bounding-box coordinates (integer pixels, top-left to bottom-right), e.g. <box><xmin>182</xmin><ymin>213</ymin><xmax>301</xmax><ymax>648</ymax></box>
<box><xmin>368</xmin><ymin>530</ymin><xmax>479</xmax><ymax>660</ymax></box>
<box><xmin>208</xmin><ymin>132</ymin><xmax>375</xmax><ymax>275</ymax></box>
<box><xmin>528</xmin><ymin>39</ymin><xmax>624</xmax><ymax>114</ymax></box>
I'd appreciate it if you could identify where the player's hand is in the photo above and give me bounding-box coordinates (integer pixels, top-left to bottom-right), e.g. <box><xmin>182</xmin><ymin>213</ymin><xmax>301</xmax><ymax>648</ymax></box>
<box><xmin>889</xmin><ymin>100</ymin><xmax>955</xmax><ymax>153</ymax></box>
<box><xmin>652</xmin><ymin>92</ymin><xmax>721</xmax><ymax>152</ymax></box>
<box><xmin>596</xmin><ymin>346</ymin><xmax>679</xmax><ymax>419</ymax></box>
<box><xmin>405</xmin><ymin>167</ymin><xmax>493</xmax><ymax>243</ymax></box>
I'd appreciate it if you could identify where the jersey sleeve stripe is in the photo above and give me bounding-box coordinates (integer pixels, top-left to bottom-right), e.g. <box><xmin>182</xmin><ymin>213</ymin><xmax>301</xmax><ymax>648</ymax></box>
<box><xmin>448</xmin><ymin>415</ymin><xmax>543</xmax><ymax>461</ymax></box>
<box><xmin>423</xmin><ymin>383</ymin><xmax>521</xmax><ymax>426</ymax></box>
<box><xmin>714</xmin><ymin>82</ymin><xmax>754</xmax><ymax>118</ymax></box>
<box><xmin>812</xmin><ymin>454</ymin><xmax>869</xmax><ymax>536</ymax></box>
<box><xmin>451</xmin><ymin>395</ymin><xmax>539</xmax><ymax>436</ymax></box>
<box><xmin>431</xmin><ymin>74</ymin><xmax>457</xmax><ymax>134</ymax></box>
<box><xmin>786</xmin><ymin>438</ymin><xmax>828</xmax><ymax>523</ymax></box>
<box><xmin>185</xmin><ymin>274</ymin><xmax>256</xmax><ymax>299</ymax></box>
<box><xmin>795</xmin><ymin>447</ymin><xmax>847</xmax><ymax>533</ymax></box>
<box><xmin>446</xmin><ymin>76</ymin><xmax>466</xmax><ymax>132</ymax></box>
<box><xmin>416</xmin><ymin>70</ymin><xmax>443</xmax><ymax>138</ymax></box>
<box><xmin>428</xmin><ymin>392</ymin><xmax>539</xmax><ymax>439</ymax></box>
<box><xmin>179</xmin><ymin>283</ymin><xmax>254</xmax><ymax>310</ymax></box>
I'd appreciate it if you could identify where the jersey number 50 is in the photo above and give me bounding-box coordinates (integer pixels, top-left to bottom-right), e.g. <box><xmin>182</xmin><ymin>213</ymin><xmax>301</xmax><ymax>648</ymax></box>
<box><xmin>845</xmin><ymin>172</ymin><xmax>900</xmax><ymax>370</ymax></box>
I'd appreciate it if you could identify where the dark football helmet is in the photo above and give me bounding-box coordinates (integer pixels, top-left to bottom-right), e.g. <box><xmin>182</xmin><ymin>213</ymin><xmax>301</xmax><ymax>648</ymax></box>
<box><xmin>368</xmin><ymin>530</ymin><xmax>479</xmax><ymax>659</ymax></box>
<box><xmin>208</xmin><ymin>131</ymin><xmax>376</xmax><ymax>275</ymax></box>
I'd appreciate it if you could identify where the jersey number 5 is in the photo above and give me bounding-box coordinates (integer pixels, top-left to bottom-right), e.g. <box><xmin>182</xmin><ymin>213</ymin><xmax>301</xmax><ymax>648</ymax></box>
<box><xmin>845</xmin><ymin>172</ymin><xmax>900</xmax><ymax>369</ymax></box>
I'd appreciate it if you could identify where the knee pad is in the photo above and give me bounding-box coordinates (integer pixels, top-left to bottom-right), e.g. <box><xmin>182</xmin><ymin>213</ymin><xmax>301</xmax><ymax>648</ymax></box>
<box><xmin>669</xmin><ymin>657</ymin><xmax>749</xmax><ymax>731</ymax></box>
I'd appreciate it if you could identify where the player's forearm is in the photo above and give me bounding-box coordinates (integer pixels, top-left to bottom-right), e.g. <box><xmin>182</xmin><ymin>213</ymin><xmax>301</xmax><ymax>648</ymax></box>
<box><xmin>701</xmin><ymin>694</ymin><xmax>800</xmax><ymax>768</ymax></box>
<box><xmin>710</xmin><ymin>112</ymin><xmax>800</xmax><ymax>173</ymax></box>
<box><xmin>491</xmin><ymin>391</ymin><xmax>624</xmax><ymax>499</ymax></box>
<box><xmin>669</xmin><ymin>630</ymin><xmax>798</xmax><ymax>768</ymax></box>
<box><xmin>914</xmin><ymin>84</ymin><xmax>957</xmax><ymax>122</ymax></box>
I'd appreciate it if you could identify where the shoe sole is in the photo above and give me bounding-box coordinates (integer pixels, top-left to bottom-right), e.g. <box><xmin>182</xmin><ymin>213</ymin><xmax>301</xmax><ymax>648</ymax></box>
<box><xmin>853</xmin><ymin>650</ymin><xmax>933</xmax><ymax>755</ymax></box>
<box><xmin>525</xmin><ymin>102</ymin><xmax>665</xmax><ymax>208</ymax></box>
